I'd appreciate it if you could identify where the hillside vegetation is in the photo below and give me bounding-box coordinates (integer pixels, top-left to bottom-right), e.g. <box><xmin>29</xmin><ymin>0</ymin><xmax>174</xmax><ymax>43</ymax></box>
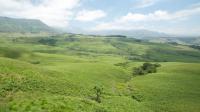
<box><xmin>0</xmin><ymin>34</ymin><xmax>200</xmax><ymax>112</ymax></box>
<box><xmin>0</xmin><ymin>17</ymin><xmax>53</xmax><ymax>33</ymax></box>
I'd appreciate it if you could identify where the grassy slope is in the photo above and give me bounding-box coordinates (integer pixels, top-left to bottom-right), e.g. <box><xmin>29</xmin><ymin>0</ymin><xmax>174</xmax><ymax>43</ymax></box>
<box><xmin>0</xmin><ymin>34</ymin><xmax>200</xmax><ymax>111</ymax></box>
<box><xmin>129</xmin><ymin>62</ymin><xmax>200</xmax><ymax>112</ymax></box>
<box><xmin>0</xmin><ymin>56</ymin><xmax>148</xmax><ymax>112</ymax></box>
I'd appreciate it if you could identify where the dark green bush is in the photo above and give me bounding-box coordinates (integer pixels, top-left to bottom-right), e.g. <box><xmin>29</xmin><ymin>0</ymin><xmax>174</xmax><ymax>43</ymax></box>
<box><xmin>0</xmin><ymin>47</ymin><xmax>29</xmax><ymax>59</ymax></box>
<box><xmin>133</xmin><ymin>63</ymin><xmax>161</xmax><ymax>75</ymax></box>
<box><xmin>30</xmin><ymin>60</ymin><xmax>40</xmax><ymax>64</ymax></box>
<box><xmin>95</xmin><ymin>108</ymin><xmax>108</xmax><ymax>112</ymax></box>
<box><xmin>93</xmin><ymin>86</ymin><xmax>103</xmax><ymax>103</ymax></box>
<box><xmin>38</xmin><ymin>38</ymin><xmax>57</xmax><ymax>46</ymax></box>
<box><xmin>4</xmin><ymin>49</ymin><xmax>22</xmax><ymax>59</ymax></box>
<box><xmin>133</xmin><ymin>67</ymin><xmax>146</xmax><ymax>75</ymax></box>
<box><xmin>114</xmin><ymin>62</ymin><xmax>129</xmax><ymax>67</ymax></box>
<box><xmin>190</xmin><ymin>45</ymin><xmax>200</xmax><ymax>50</ymax></box>
<box><xmin>154</xmin><ymin>63</ymin><xmax>161</xmax><ymax>67</ymax></box>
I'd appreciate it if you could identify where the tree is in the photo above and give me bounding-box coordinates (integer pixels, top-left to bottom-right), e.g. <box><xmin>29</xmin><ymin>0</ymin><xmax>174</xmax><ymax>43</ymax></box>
<box><xmin>133</xmin><ymin>63</ymin><xmax>161</xmax><ymax>75</ymax></box>
<box><xmin>142</xmin><ymin>62</ymin><xmax>153</xmax><ymax>70</ymax></box>
<box><xmin>93</xmin><ymin>86</ymin><xmax>103</xmax><ymax>103</ymax></box>
<box><xmin>133</xmin><ymin>67</ymin><xmax>145</xmax><ymax>75</ymax></box>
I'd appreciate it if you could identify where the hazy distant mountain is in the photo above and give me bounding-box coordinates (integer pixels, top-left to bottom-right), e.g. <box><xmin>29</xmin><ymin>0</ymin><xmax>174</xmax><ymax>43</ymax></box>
<box><xmin>91</xmin><ymin>29</ymin><xmax>170</xmax><ymax>38</ymax></box>
<box><xmin>0</xmin><ymin>16</ymin><xmax>54</xmax><ymax>33</ymax></box>
<box><xmin>167</xmin><ymin>37</ymin><xmax>200</xmax><ymax>45</ymax></box>
<box><xmin>90</xmin><ymin>29</ymin><xmax>200</xmax><ymax>45</ymax></box>
<box><xmin>136</xmin><ymin>35</ymin><xmax>200</xmax><ymax>45</ymax></box>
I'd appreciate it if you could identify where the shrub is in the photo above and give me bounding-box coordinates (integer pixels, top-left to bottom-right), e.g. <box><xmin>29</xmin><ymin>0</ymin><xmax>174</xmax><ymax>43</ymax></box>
<box><xmin>30</xmin><ymin>60</ymin><xmax>40</xmax><ymax>64</ymax></box>
<box><xmin>154</xmin><ymin>63</ymin><xmax>161</xmax><ymax>67</ymax></box>
<box><xmin>4</xmin><ymin>49</ymin><xmax>22</xmax><ymax>59</ymax></box>
<box><xmin>133</xmin><ymin>62</ymin><xmax>161</xmax><ymax>75</ymax></box>
<box><xmin>142</xmin><ymin>62</ymin><xmax>153</xmax><ymax>70</ymax></box>
<box><xmin>93</xmin><ymin>86</ymin><xmax>103</xmax><ymax>103</ymax></box>
<box><xmin>95</xmin><ymin>108</ymin><xmax>107</xmax><ymax>112</ymax></box>
<box><xmin>133</xmin><ymin>67</ymin><xmax>146</xmax><ymax>75</ymax></box>
<box><xmin>190</xmin><ymin>45</ymin><xmax>200</xmax><ymax>50</ymax></box>
<box><xmin>114</xmin><ymin>62</ymin><xmax>129</xmax><ymax>67</ymax></box>
<box><xmin>38</xmin><ymin>38</ymin><xmax>57</xmax><ymax>46</ymax></box>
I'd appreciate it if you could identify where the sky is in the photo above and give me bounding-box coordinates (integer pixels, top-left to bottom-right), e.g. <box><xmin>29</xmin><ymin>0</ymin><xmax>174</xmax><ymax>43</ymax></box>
<box><xmin>0</xmin><ymin>0</ymin><xmax>200</xmax><ymax>36</ymax></box>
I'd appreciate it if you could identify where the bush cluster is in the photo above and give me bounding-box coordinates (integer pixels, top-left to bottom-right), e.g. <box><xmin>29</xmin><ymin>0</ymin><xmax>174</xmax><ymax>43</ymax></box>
<box><xmin>0</xmin><ymin>48</ymin><xmax>22</xmax><ymax>59</ymax></box>
<box><xmin>133</xmin><ymin>63</ymin><xmax>161</xmax><ymax>75</ymax></box>
<box><xmin>93</xmin><ymin>86</ymin><xmax>103</xmax><ymax>103</ymax></box>
<box><xmin>38</xmin><ymin>38</ymin><xmax>57</xmax><ymax>46</ymax></box>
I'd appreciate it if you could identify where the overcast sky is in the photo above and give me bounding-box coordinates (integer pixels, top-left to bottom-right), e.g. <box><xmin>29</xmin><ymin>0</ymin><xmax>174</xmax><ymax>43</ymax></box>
<box><xmin>0</xmin><ymin>0</ymin><xmax>200</xmax><ymax>35</ymax></box>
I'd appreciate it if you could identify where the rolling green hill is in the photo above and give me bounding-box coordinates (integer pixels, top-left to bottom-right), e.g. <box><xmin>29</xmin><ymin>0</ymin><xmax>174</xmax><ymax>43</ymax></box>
<box><xmin>0</xmin><ymin>17</ymin><xmax>53</xmax><ymax>33</ymax></box>
<box><xmin>0</xmin><ymin>34</ymin><xmax>200</xmax><ymax>112</ymax></box>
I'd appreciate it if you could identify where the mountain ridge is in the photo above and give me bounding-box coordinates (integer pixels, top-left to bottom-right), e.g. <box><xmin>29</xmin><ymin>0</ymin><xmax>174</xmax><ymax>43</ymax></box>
<box><xmin>0</xmin><ymin>16</ymin><xmax>54</xmax><ymax>33</ymax></box>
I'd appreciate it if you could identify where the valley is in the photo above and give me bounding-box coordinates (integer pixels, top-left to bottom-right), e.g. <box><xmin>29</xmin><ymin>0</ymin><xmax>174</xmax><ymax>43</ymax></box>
<box><xmin>0</xmin><ymin>33</ymin><xmax>200</xmax><ymax>112</ymax></box>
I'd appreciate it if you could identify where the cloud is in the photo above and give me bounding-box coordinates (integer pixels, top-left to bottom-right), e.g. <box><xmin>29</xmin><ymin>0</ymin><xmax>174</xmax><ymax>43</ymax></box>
<box><xmin>119</xmin><ymin>10</ymin><xmax>169</xmax><ymax>22</ymax></box>
<box><xmin>75</xmin><ymin>10</ymin><xmax>106</xmax><ymax>22</ymax></box>
<box><xmin>91</xmin><ymin>21</ymin><xmax>145</xmax><ymax>31</ymax></box>
<box><xmin>92</xmin><ymin>6</ymin><xmax>200</xmax><ymax>31</ymax></box>
<box><xmin>134</xmin><ymin>0</ymin><xmax>158</xmax><ymax>8</ymax></box>
<box><xmin>120</xmin><ymin>7</ymin><xmax>200</xmax><ymax>22</ymax></box>
<box><xmin>0</xmin><ymin>0</ymin><xmax>80</xmax><ymax>27</ymax></box>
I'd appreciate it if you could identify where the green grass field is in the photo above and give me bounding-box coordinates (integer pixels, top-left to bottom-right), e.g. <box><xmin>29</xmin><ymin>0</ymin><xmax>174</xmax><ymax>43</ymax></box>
<box><xmin>0</xmin><ymin>34</ymin><xmax>200</xmax><ymax>112</ymax></box>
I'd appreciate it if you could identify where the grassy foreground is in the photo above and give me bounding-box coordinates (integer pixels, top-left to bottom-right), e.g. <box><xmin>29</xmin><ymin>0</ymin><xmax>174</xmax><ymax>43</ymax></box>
<box><xmin>0</xmin><ymin>34</ymin><xmax>200</xmax><ymax>112</ymax></box>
